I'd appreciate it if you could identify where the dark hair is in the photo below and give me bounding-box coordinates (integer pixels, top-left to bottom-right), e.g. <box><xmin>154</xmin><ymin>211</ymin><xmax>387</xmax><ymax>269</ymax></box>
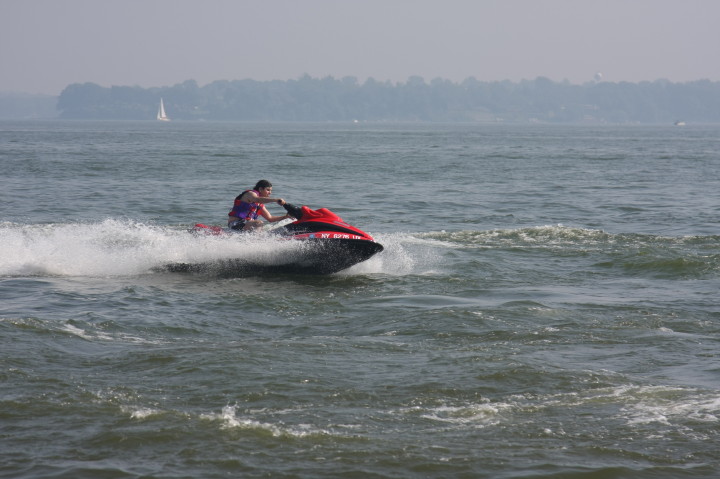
<box><xmin>254</xmin><ymin>179</ymin><xmax>272</xmax><ymax>190</ymax></box>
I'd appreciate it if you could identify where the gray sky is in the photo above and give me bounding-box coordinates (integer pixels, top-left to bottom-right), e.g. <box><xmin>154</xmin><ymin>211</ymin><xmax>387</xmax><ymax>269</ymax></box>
<box><xmin>2</xmin><ymin>0</ymin><xmax>719</xmax><ymax>95</ymax></box>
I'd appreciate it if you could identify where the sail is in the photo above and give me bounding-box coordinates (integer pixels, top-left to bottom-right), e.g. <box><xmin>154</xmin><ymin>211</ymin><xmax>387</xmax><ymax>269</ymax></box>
<box><xmin>157</xmin><ymin>98</ymin><xmax>170</xmax><ymax>121</ymax></box>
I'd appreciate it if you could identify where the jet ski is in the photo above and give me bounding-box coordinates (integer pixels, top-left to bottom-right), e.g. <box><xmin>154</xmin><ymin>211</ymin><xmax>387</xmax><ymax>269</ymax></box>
<box><xmin>163</xmin><ymin>203</ymin><xmax>383</xmax><ymax>275</ymax></box>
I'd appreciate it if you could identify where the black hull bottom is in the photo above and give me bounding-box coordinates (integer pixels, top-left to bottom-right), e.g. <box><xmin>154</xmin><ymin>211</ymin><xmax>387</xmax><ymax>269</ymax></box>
<box><xmin>162</xmin><ymin>239</ymin><xmax>383</xmax><ymax>276</ymax></box>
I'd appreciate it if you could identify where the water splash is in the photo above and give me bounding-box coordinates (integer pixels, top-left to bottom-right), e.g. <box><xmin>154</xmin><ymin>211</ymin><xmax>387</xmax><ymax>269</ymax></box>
<box><xmin>0</xmin><ymin>221</ymin><xmax>422</xmax><ymax>277</ymax></box>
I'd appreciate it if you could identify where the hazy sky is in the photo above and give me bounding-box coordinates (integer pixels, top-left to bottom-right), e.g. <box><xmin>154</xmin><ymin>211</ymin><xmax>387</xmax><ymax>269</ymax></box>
<box><xmin>2</xmin><ymin>0</ymin><xmax>719</xmax><ymax>95</ymax></box>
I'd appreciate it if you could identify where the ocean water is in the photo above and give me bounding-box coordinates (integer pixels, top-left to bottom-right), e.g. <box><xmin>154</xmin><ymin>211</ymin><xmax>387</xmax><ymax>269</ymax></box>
<box><xmin>1</xmin><ymin>120</ymin><xmax>719</xmax><ymax>478</ymax></box>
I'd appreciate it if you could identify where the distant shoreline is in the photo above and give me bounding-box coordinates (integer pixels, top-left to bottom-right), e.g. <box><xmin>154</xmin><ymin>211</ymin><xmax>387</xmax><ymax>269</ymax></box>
<box><xmin>4</xmin><ymin>76</ymin><xmax>720</xmax><ymax>123</ymax></box>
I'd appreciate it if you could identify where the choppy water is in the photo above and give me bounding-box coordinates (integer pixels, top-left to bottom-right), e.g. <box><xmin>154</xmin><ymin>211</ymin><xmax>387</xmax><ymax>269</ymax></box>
<box><xmin>1</xmin><ymin>120</ymin><xmax>719</xmax><ymax>478</ymax></box>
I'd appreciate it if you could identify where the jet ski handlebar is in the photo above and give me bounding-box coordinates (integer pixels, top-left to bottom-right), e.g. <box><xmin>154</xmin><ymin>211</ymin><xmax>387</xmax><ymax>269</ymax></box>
<box><xmin>282</xmin><ymin>202</ymin><xmax>304</xmax><ymax>220</ymax></box>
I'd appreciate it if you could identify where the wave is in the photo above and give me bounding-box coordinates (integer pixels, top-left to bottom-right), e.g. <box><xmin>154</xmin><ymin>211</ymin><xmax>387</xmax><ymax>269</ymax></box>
<box><xmin>416</xmin><ymin>226</ymin><xmax>720</xmax><ymax>279</ymax></box>
<box><xmin>0</xmin><ymin>219</ymin><xmax>287</xmax><ymax>277</ymax></box>
<box><xmin>0</xmin><ymin>220</ymin><xmax>420</xmax><ymax>278</ymax></box>
<box><xmin>420</xmin><ymin>225</ymin><xmax>720</xmax><ymax>248</ymax></box>
<box><xmin>2</xmin><ymin>221</ymin><xmax>717</xmax><ymax>280</ymax></box>
<box><xmin>405</xmin><ymin>383</ymin><xmax>720</xmax><ymax>440</ymax></box>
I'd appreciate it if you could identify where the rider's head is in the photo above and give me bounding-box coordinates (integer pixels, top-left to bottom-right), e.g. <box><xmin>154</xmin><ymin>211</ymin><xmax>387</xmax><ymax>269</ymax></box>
<box><xmin>254</xmin><ymin>179</ymin><xmax>273</xmax><ymax>196</ymax></box>
<box><xmin>254</xmin><ymin>179</ymin><xmax>272</xmax><ymax>191</ymax></box>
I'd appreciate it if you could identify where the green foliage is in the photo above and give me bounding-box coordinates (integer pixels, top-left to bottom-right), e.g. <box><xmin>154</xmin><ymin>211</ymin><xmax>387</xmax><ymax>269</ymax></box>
<box><xmin>55</xmin><ymin>76</ymin><xmax>720</xmax><ymax>123</ymax></box>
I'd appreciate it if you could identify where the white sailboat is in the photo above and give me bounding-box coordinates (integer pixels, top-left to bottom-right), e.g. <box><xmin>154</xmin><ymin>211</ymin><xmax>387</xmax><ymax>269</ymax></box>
<box><xmin>157</xmin><ymin>98</ymin><xmax>170</xmax><ymax>121</ymax></box>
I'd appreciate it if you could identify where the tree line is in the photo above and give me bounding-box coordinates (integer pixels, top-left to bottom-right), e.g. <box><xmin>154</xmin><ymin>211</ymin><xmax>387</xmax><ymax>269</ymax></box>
<box><xmin>55</xmin><ymin>75</ymin><xmax>720</xmax><ymax>123</ymax></box>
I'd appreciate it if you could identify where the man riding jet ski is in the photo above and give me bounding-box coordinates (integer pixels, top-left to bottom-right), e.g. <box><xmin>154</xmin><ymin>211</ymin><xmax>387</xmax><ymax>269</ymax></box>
<box><xmin>165</xmin><ymin>202</ymin><xmax>383</xmax><ymax>275</ymax></box>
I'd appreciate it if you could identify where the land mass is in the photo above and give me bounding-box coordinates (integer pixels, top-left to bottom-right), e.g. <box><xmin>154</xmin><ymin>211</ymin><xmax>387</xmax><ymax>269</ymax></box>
<box><xmin>4</xmin><ymin>76</ymin><xmax>719</xmax><ymax>123</ymax></box>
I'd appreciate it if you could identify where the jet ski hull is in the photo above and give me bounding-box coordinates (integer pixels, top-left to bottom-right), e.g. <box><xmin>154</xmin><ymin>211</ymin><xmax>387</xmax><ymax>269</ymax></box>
<box><xmin>163</xmin><ymin>237</ymin><xmax>383</xmax><ymax>276</ymax></box>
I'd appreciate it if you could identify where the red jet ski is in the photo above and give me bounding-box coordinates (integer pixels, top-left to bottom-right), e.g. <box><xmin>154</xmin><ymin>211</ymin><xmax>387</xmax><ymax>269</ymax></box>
<box><xmin>165</xmin><ymin>203</ymin><xmax>383</xmax><ymax>275</ymax></box>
